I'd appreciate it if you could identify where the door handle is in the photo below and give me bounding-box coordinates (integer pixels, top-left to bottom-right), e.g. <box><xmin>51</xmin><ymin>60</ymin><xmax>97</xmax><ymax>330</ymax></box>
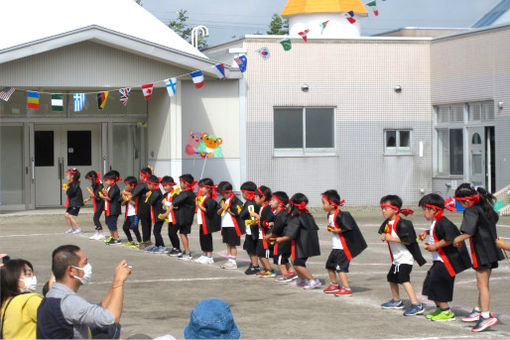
<box><xmin>58</xmin><ymin>157</ymin><xmax>64</xmax><ymax>179</ymax></box>
<box><xmin>31</xmin><ymin>158</ymin><xmax>35</xmax><ymax>181</ymax></box>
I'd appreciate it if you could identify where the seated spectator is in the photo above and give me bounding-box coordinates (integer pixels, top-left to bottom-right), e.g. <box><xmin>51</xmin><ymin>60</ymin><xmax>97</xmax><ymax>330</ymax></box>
<box><xmin>37</xmin><ymin>245</ymin><xmax>131</xmax><ymax>339</ymax></box>
<box><xmin>184</xmin><ymin>299</ymin><xmax>240</xmax><ymax>339</ymax></box>
<box><xmin>0</xmin><ymin>259</ymin><xmax>42</xmax><ymax>339</ymax></box>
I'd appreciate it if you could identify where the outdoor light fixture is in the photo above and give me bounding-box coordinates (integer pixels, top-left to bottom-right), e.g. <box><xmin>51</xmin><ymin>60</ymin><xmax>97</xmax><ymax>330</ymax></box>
<box><xmin>394</xmin><ymin>85</ymin><xmax>402</xmax><ymax>93</ymax></box>
<box><xmin>301</xmin><ymin>84</ymin><xmax>309</xmax><ymax>92</ymax></box>
<box><xmin>498</xmin><ymin>101</ymin><xmax>504</xmax><ymax>110</ymax></box>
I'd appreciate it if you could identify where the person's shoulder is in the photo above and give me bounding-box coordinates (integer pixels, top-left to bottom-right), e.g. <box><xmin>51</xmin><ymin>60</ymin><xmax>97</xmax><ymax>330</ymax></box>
<box><xmin>12</xmin><ymin>293</ymin><xmax>43</xmax><ymax>306</ymax></box>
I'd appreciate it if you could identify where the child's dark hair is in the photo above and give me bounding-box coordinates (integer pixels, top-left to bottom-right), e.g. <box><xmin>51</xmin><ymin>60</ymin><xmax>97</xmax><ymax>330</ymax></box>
<box><xmin>240</xmin><ymin>181</ymin><xmax>257</xmax><ymax>192</ymax></box>
<box><xmin>380</xmin><ymin>194</ymin><xmax>402</xmax><ymax>209</ymax></box>
<box><xmin>455</xmin><ymin>183</ymin><xmax>496</xmax><ymax>217</ymax></box>
<box><xmin>146</xmin><ymin>175</ymin><xmax>160</xmax><ymax>185</ymax></box>
<box><xmin>161</xmin><ymin>176</ymin><xmax>175</xmax><ymax>185</ymax></box>
<box><xmin>66</xmin><ymin>168</ymin><xmax>80</xmax><ymax>183</ymax></box>
<box><xmin>124</xmin><ymin>176</ymin><xmax>138</xmax><ymax>186</ymax></box>
<box><xmin>103</xmin><ymin>171</ymin><xmax>117</xmax><ymax>180</ymax></box>
<box><xmin>180</xmin><ymin>174</ymin><xmax>194</xmax><ymax>186</ymax></box>
<box><xmin>418</xmin><ymin>193</ymin><xmax>445</xmax><ymax>210</ymax></box>
<box><xmin>140</xmin><ymin>167</ymin><xmax>153</xmax><ymax>176</ymax></box>
<box><xmin>272</xmin><ymin>191</ymin><xmax>289</xmax><ymax>206</ymax></box>
<box><xmin>288</xmin><ymin>193</ymin><xmax>309</xmax><ymax>216</ymax></box>
<box><xmin>85</xmin><ymin>170</ymin><xmax>100</xmax><ymax>188</ymax></box>
<box><xmin>322</xmin><ymin>189</ymin><xmax>341</xmax><ymax>206</ymax></box>
<box><xmin>218</xmin><ymin>181</ymin><xmax>233</xmax><ymax>193</ymax></box>
<box><xmin>255</xmin><ymin>185</ymin><xmax>272</xmax><ymax>202</ymax></box>
<box><xmin>199</xmin><ymin>178</ymin><xmax>214</xmax><ymax>188</ymax></box>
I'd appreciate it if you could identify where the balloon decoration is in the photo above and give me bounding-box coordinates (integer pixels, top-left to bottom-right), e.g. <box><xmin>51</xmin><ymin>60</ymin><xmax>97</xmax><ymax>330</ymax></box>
<box><xmin>185</xmin><ymin>130</ymin><xmax>202</xmax><ymax>156</ymax></box>
<box><xmin>198</xmin><ymin>133</ymin><xmax>223</xmax><ymax>158</ymax></box>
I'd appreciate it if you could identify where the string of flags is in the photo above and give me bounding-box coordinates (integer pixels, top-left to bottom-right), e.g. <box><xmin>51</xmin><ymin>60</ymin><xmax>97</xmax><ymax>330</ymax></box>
<box><xmin>0</xmin><ymin>56</ymin><xmax>247</xmax><ymax>111</ymax></box>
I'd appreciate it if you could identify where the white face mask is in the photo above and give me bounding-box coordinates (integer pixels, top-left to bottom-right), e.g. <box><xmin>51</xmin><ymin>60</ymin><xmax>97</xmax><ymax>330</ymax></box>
<box><xmin>20</xmin><ymin>276</ymin><xmax>38</xmax><ymax>293</ymax></box>
<box><xmin>72</xmin><ymin>263</ymin><xmax>92</xmax><ymax>285</ymax></box>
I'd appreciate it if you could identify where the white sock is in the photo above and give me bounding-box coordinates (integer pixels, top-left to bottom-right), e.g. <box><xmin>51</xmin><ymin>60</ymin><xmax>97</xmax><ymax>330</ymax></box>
<box><xmin>474</xmin><ymin>306</ymin><xmax>481</xmax><ymax>312</ymax></box>
<box><xmin>481</xmin><ymin>311</ymin><xmax>490</xmax><ymax>318</ymax></box>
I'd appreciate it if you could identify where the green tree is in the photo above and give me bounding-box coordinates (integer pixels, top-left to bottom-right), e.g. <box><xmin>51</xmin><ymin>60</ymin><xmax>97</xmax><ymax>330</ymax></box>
<box><xmin>267</xmin><ymin>13</ymin><xmax>289</xmax><ymax>35</ymax></box>
<box><xmin>168</xmin><ymin>9</ymin><xmax>208</xmax><ymax>51</ymax></box>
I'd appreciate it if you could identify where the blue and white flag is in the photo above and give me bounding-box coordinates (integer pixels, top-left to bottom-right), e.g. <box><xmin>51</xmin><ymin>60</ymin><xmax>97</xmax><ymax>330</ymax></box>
<box><xmin>73</xmin><ymin>93</ymin><xmax>86</xmax><ymax>112</ymax></box>
<box><xmin>235</xmin><ymin>55</ymin><xmax>247</xmax><ymax>73</ymax></box>
<box><xmin>213</xmin><ymin>64</ymin><xmax>226</xmax><ymax>79</ymax></box>
<box><xmin>190</xmin><ymin>70</ymin><xmax>205</xmax><ymax>89</ymax></box>
<box><xmin>164</xmin><ymin>78</ymin><xmax>177</xmax><ymax>97</ymax></box>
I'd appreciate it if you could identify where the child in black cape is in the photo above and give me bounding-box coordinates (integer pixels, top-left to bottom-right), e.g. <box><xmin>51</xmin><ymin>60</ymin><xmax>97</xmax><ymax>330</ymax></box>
<box><xmin>63</xmin><ymin>168</ymin><xmax>84</xmax><ymax>234</ymax></box>
<box><xmin>239</xmin><ymin>181</ymin><xmax>261</xmax><ymax>275</ymax></box>
<box><xmin>170</xmin><ymin>174</ymin><xmax>197</xmax><ymax>260</ymax></box>
<box><xmin>85</xmin><ymin>170</ymin><xmax>105</xmax><ymax>240</ymax></box>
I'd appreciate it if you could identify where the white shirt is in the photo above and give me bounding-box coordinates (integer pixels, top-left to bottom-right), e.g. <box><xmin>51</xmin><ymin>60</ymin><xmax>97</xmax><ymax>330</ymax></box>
<box><xmin>428</xmin><ymin>221</ymin><xmax>443</xmax><ymax>262</ymax></box>
<box><xmin>221</xmin><ymin>197</ymin><xmax>235</xmax><ymax>228</ymax></box>
<box><xmin>387</xmin><ymin>221</ymin><xmax>414</xmax><ymax>265</ymax></box>
<box><xmin>163</xmin><ymin>193</ymin><xmax>173</xmax><ymax>223</ymax></box>
<box><xmin>329</xmin><ymin>214</ymin><xmax>343</xmax><ymax>250</ymax></box>
<box><xmin>127</xmin><ymin>202</ymin><xmax>136</xmax><ymax>216</ymax></box>
<box><xmin>196</xmin><ymin>207</ymin><xmax>202</xmax><ymax>225</ymax></box>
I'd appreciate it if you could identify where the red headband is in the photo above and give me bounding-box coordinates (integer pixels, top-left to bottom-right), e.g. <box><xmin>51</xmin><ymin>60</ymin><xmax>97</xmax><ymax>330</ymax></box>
<box><xmin>256</xmin><ymin>187</ymin><xmax>267</xmax><ymax>201</ymax></box>
<box><xmin>380</xmin><ymin>204</ymin><xmax>414</xmax><ymax>216</ymax></box>
<box><xmin>454</xmin><ymin>195</ymin><xmax>480</xmax><ymax>203</ymax></box>
<box><xmin>180</xmin><ymin>178</ymin><xmax>198</xmax><ymax>191</ymax></box>
<box><xmin>242</xmin><ymin>190</ymin><xmax>255</xmax><ymax>200</ymax></box>
<box><xmin>139</xmin><ymin>171</ymin><xmax>150</xmax><ymax>178</ymax></box>
<box><xmin>201</xmin><ymin>184</ymin><xmax>217</xmax><ymax>199</ymax></box>
<box><xmin>161</xmin><ymin>182</ymin><xmax>176</xmax><ymax>186</ymax></box>
<box><xmin>146</xmin><ymin>177</ymin><xmax>161</xmax><ymax>186</ymax></box>
<box><xmin>221</xmin><ymin>189</ymin><xmax>233</xmax><ymax>194</ymax></box>
<box><xmin>321</xmin><ymin>194</ymin><xmax>345</xmax><ymax>208</ymax></box>
<box><xmin>425</xmin><ymin>204</ymin><xmax>444</xmax><ymax>220</ymax></box>
<box><xmin>66</xmin><ymin>169</ymin><xmax>78</xmax><ymax>174</ymax></box>
<box><xmin>273</xmin><ymin>195</ymin><xmax>287</xmax><ymax>207</ymax></box>
<box><xmin>290</xmin><ymin>199</ymin><xmax>309</xmax><ymax>213</ymax></box>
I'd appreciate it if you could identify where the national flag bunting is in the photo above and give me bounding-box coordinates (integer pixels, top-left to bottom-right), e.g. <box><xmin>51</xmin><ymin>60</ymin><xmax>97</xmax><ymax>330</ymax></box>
<box><xmin>27</xmin><ymin>91</ymin><xmax>40</xmax><ymax>109</ymax></box>
<box><xmin>256</xmin><ymin>47</ymin><xmax>270</xmax><ymax>59</ymax></box>
<box><xmin>97</xmin><ymin>91</ymin><xmax>109</xmax><ymax>110</ymax></box>
<box><xmin>235</xmin><ymin>55</ymin><xmax>247</xmax><ymax>73</ymax></box>
<box><xmin>142</xmin><ymin>84</ymin><xmax>153</xmax><ymax>100</ymax></box>
<box><xmin>365</xmin><ymin>1</ymin><xmax>379</xmax><ymax>16</ymax></box>
<box><xmin>190</xmin><ymin>71</ymin><xmax>205</xmax><ymax>89</ymax></box>
<box><xmin>320</xmin><ymin>20</ymin><xmax>330</xmax><ymax>34</ymax></box>
<box><xmin>345</xmin><ymin>11</ymin><xmax>356</xmax><ymax>24</ymax></box>
<box><xmin>164</xmin><ymin>78</ymin><xmax>177</xmax><ymax>97</ymax></box>
<box><xmin>298</xmin><ymin>29</ymin><xmax>310</xmax><ymax>42</ymax></box>
<box><xmin>51</xmin><ymin>94</ymin><xmax>64</xmax><ymax>111</ymax></box>
<box><xmin>280</xmin><ymin>38</ymin><xmax>292</xmax><ymax>51</ymax></box>
<box><xmin>119</xmin><ymin>88</ymin><xmax>131</xmax><ymax>106</ymax></box>
<box><xmin>213</xmin><ymin>64</ymin><xmax>226</xmax><ymax>79</ymax></box>
<box><xmin>0</xmin><ymin>87</ymin><xmax>15</xmax><ymax>101</ymax></box>
<box><xmin>73</xmin><ymin>93</ymin><xmax>86</xmax><ymax>112</ymax></box>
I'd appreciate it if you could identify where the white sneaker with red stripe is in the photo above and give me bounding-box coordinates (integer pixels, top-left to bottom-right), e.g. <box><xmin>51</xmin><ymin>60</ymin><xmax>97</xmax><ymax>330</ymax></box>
<box><xmin>472</xmin><ymin>313</ymin><xmax>498</xmax><ymax>332</ymax></box>
<box><xmin>462</xmin><ymin>309</ymin><xmax>481</xmax><ymax>322</ymax></box>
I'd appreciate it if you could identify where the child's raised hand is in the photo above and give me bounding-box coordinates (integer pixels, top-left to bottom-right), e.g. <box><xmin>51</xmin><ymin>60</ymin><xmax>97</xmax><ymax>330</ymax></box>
<box><xmin>496</xmin><ymin>237</ymin><xmax>506</xmax><ymax>249</ymax></box>
<box><xmin>220</xmin><ymin>201</ymin><xmax>226</xmax><ymax>210</ymax></box>
<box><xmin>380</xmin><ymin>233</ymin><xmax>387</xmax><ymax>242</ymax></box>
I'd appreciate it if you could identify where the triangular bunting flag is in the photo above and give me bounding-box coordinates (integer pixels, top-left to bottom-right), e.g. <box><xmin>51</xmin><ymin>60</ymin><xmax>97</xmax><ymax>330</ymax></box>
<box><xmin>345</xmin><ymin>11</ymin><xmax>356</xmax><ymax>24</ymax></box>
<box><xmin>73</xmin><ymin>93</ymin><xmax>86</xmax><ymax>112</ymax></box>
<box><xmin>213</xmin><ymin>64</ymin><xmax>226</xmax><ymax>79</ymax></box>
<box><xmin>234</xmin><ymin>55</ymin><xmax>247</xmax><ymax>73</ymax></box>
<box><xmin>256</xmin><ymin>47</ymin><xmax>270</xmax><ymax>59</ymax></box>
<box><xmin>280</xmin><ymin>38</ymin><xmax>292</xmax><ymax>51</ymax></box>
<box><xmin>142</xmin><ymin>84</ymin><xmax>153</xmax><ymax>100</ymax></box>
<box><xmin>27</xmin><ymin>91</ymin><xmax>40</xmax><ymax>110</ymax></box>
<box><xmin>365</xmin><ymin>1</ymin><xmax>379</xmax><ymax>16</ymax></box>
<box><xmin>97</xmin><ymin>91</ymin><xmax>109</xmax><ymax>110</ymax></box>
<box><xmin>298</xmin><ymin>29</ymin><xmax>310</xmax><ymax>42</ymax></box>
<box><xmin>51</xmin><ymin>94</ymin><xmax>64</xmax><ymax>111</ymax></box>
<box><xmin>190</xmin><ymin>71</ymin><xmax>205</xmax><ymax>89</ymax></box>
<box><xmin>119</xmin><ymin>88</ymin><xmax>131</xmax><ymax>106</ymax></box>
<box><xmin>0</xmin><ymin>87</ymin><xmax>15</xmax><ymax>101</ymax></box>
<box><xmin>164</xmin><ymin>78</ymin><xmax>177</xmax><ymax>97</ymax></box>
<box><xmin>320</xmin><ymin>20</ymin><xmax>330</xmax><ymax>34</ymax></box>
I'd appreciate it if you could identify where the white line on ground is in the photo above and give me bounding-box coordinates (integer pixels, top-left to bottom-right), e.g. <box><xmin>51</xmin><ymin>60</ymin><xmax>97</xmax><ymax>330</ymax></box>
<box><xmin>0</xmin><ymin>232</ymin><xmax>63</xmax><ymax>238</ymax></box>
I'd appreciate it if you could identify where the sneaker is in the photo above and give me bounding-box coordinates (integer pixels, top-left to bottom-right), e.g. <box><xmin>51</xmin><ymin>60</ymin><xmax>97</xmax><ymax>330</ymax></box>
<box><xmin>89</xmin><ymin>232</ymin><xmax>99</xmax><ymax>240</ymax></box>
<box><xmin>334</xmin><ymin>287</ymin><xmax>353</xmax><ymax>297</ymax></box>
<box><xmin>221</xmin><ymin>261</ymin><xmax>238</xmax><ymax>270</ymax></box>
<box><xmin>64</xmin><ymin>228</ymin><xmax>74</xmax><ymax>234</ymax></box>
<box><xmin>268</xmin><ymin>270</ymin><xmax>276</xmax><ymax>278</ymax></box>
<box><xmin>105</xmin><ymin>238</ymin><xmax>117</xmax><ymax>245</ymax></box>
<box><xmin>462</xmin><ymin>309</ymin><xmax>482</xmax><ymax>322</ymax></box>
<box><xmin>194</xmin><ymin>255</ymin><xmax>209</xmax><ymax>264</ymax></box>
<box><xmin>431</xmin><ymin>310</ymin><xmax>456</xmax><ymax>322</ymax></box>
<box><xmin>256</xmin><ymin>270</ymin><xmax>271</xmax><ymax>277</ymax></box>
<box><xmin>323</xmin><ymin>283</ymin><xmax>341</xmax><ymax>294</ymax></box>
<box><xmin>403</xmin><ymin>304</ymin><xmax>424</xmax><ymax>316</ymax></box>
<box><xmin>96</xmin><ymin>233</ymin><xmax>105</xmax><ymax>240</ymax></box>
<box><xmin>426</xmin><ymin>309</ymin><xmax>442</xmax><ymax>319</ymax></box>
<box><xmin>274</xmin><ymin>275</ymin><xmax>286</xmax><ymax>282</ymax></box>
<box><xmin>111</xmin><ymin>239</ymin><xmax>122</xmax><ymax>246</ymax></box>
<box><xmin>71</xmin><ymin>228</ymin><xmax>82</xmax><ymax>234</ymax></box>
<box><xmin>283</xmin><ymin>273</ymin><xmax>298</xmax><ymax>282</ymax></box>
<box><xmin>205</xmin><ymin>256</ymin><xmax>214</xmax><ymax>264</ymax></box>
<box><xmin>178</xmin><ymin>252</ymin><xmax>192</xmax><ymax>260</ymax></box>
<box><xmin>157</xmin><ymin>247</ymin><xmax>169</xmax><ymax>254</ymax></box>
<box><xmin>245</xmin><ymin>265</ymin><xmax>259</xmax><ymax>275</ymax></box>
<box><xmin>145</xmin><ymin>246</ymin><xmax>158</xmax><ymax>252</ymax></box>
<box><xmin>381</xmin><ymin>299</ymin><xmax>404</xmax><ymax>309</ymax></box>
<box><xmin>104</xmin><ymin>236</ymin><xmax>113</xmax><ymax>244</ymax></box>
<box><xmin>472</xmin><ymin>314</ymin><xmax>498</xmax><ymax>332</ymax></box>
<box><xmin>168</xmin><ymin>248</ymin><xmax>183</xmax><ymax>257</ymax></box>
<box><xmin>122</xmin><ymin>241</ymin><xmax>135</xmax><ymax>247</ymax></box>
<box><xmin>303</xmin><ymin>279</ymin><xmax>322</xmax><ymax>290</ymax></box>
<box><xmin>129</xmin><ymin>242</ymin><xmax>140</xmax><ymax>249</ymax></box>
<box><xmin>289</xmin><ymin>278</ymin><xmax>307</xmax><ymax>287</ymax></box>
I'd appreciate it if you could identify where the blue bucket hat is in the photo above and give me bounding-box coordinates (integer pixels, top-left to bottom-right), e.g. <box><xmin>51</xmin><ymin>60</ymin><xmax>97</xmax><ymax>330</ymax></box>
<box><xmin>184</xmin><ymin>299</ymin><xmax>240</xmax><ymax>339</ymax></box>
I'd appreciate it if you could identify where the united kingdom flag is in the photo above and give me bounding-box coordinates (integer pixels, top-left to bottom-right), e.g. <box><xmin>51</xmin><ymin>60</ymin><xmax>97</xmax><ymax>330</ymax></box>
<box><xmin>119</xmin><ymin>88</ymin><xmax>131</xmax><ymax>106</ymax></box>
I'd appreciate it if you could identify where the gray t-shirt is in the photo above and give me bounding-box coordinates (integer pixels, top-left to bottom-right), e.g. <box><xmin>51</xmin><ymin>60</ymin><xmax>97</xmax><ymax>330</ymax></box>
<box><xmin>46</xmin><ymin>282</ymin><xmax>115</xmax><ymax>339</ymax></box>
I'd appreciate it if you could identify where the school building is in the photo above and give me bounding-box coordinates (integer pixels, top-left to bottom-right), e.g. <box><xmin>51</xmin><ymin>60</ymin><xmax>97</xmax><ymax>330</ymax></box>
<box><xmin>1</xmin><ymin>0</ymin><xmax>510</xmax><ymax>211</ymax></box>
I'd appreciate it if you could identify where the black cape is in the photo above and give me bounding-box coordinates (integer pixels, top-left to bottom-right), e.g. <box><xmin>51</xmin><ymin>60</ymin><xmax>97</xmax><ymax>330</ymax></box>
<box><xmin>198</xmin><ymin>195</ymin><xmax>221</xmax><ymax>234</ymax></box>
<box><xmin>172</xmin><ymin>189</ymin><xmax>196</xmax><ymax>227</ymax></box>
<box><xmin>460</xmin><ymin>204</ymin><xmax>504</xmax><ymax>267</ymax></box>
<box><xmin>66</xmin><ymin>181</ymin><xmax>84</xmax><ymax>208</ymax></box>
<box><xmin>378</xmin><ymin>218</ymin><xmax>426</xmax><ymax>266</ymax></box>
<box><xmin>147</xmin><ymin>189</ymin><xmax>163</xmax><ymax>222</ymax></box>
<box><xmin>272</xmin><ymin>209</ymin><xmax>290</xmax><ymax>255</ymax></box>
<box><xmin>220</xmin><ymin>195</ymin><xmax>245</xmax><ymax>236</ymax></box>
<box><xmin>239</xmin><ymin>199</ymin><xmax>260</xmax><ymax>240</ymax></box>
<box><xmin>132</xmin><ymin>183</ymin><xmax>149</xmax><ymax>217</ymax></box>
<box><xmin>332</xmin><ymin>210</ymin><xmax>367</xmax><ymax>260</ymax></box>
<box><xmin>258</xmin><ymin>204</ymin><xmax>275</xmax><ymax>249</ymax></box>
<box><xmin>91</xmin><ymin>182</ymin><xmax>104</xmax><ymax>212</ymax></box>
<box><xmin>105</xmin><ymin>184</ymin><xmax>121</xmax><ymax>216</ymax></box>
<box><xmin>285</xmin><ymin>213</ymin><xmax>321</xmax><ymax>259</ymax></box>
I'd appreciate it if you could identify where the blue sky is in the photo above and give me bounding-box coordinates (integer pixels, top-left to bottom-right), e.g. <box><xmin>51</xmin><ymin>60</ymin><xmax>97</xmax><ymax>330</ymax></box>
<box><xmin>141</xmin><ymin>0</ymin><xmax>500</xmax><ymax>46</ymax></box>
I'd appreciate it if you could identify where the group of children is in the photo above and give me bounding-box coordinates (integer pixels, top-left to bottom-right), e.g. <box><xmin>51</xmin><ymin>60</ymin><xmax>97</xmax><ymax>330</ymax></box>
<box><xmin>61</xmin><ymin>167</ymin><xmax>510</xmax><ymax>332</ymax></box>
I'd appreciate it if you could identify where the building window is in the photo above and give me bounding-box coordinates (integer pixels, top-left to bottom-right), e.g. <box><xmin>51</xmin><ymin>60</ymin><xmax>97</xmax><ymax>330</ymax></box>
<box><xmin>436</xmin><ymin>104</ymin><xmax>465</xmax><ymax>123</ymax></box>
<box><xmin>273</xmin><ymin>107</ymin><xmax>335</xmax><ymax>155</ymax></box>
<box><xmin>469</xmin><ymin>101</ymin><xmax>494</xmax><ymax>121</ymax></box>
<box><xmin>436</xmin><ymin>128</ymin><xmax>464</xmax><ymax>176</ymax></box>
<box><xmin>384</xmin><ymin>129</ymin><xmax>412</xmax><ymax>155</ymax></box>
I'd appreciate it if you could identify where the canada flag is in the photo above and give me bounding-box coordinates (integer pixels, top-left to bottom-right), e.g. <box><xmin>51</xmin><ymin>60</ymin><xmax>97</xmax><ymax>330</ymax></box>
<box><xmin>142</xmin><ymin>84</ymin><xmax>153</xmax><ymax>100</ymax></box>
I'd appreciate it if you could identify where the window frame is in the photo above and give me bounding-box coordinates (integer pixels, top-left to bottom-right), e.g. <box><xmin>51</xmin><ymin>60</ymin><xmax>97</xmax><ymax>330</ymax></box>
<box><xmin>273</xmin><ymin>106</ymin><xmax>336</xmax><ymax>157</ymax></box>
<box><xmin>383</xmin><ymin>129</ymin><xmax>413</xmax><ymax>156</ymax></box>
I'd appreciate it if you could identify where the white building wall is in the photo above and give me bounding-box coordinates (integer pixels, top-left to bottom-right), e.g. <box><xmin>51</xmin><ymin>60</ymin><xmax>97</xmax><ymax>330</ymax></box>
<box><xmin>288</xmin><ymin>13</ymin><xmax>361</xmax><ymax>38</ymax></box>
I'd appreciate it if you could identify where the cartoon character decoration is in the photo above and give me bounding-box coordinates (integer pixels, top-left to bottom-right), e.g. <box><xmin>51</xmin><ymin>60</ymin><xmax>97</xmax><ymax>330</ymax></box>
<box><xmin>185</xmin><ymin>130</ymin><xmax>202</xmax><ymax>156</ymax></box>
<box><xmin>198</xmin><ymin>132</ymin><xmax>223</xmax><ymax>158</ymax></box>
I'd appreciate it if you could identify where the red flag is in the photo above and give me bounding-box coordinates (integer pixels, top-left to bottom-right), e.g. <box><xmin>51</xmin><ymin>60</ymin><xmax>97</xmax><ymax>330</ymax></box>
<box><xmin>142</xmin><ymin>84</ymin><xmax>153</xmax><ymax>100</ymax></box>
<box><xmin>298</xmin><ymin>29</ymin><xmax>310</xmax><ymax>42</ymax></box>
